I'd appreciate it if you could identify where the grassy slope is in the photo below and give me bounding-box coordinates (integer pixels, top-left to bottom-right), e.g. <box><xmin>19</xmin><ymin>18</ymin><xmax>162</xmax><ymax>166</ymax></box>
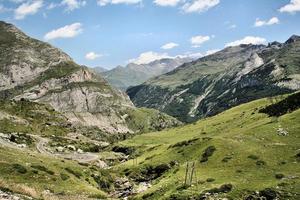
<box><xmin>117</xmin><ymin>94</ymin><xmax>300</xmax><ymax>199</ymax></box>
<box><xmin>0</xmin><ymin>147</ymin><xmax>106</xmax><ymax>199</ymax></box>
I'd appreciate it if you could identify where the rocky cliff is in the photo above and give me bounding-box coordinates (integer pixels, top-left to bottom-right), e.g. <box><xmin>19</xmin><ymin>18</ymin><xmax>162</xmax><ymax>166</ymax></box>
<box><xmin>0</xmin><ymin>21</ymin><xmax>180</xmax><ymax>134</ymax></box>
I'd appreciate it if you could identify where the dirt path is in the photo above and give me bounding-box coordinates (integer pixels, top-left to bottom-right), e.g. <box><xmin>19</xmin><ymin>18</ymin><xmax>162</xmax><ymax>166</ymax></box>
<box><xmin>0</xmin><ymin>133</ymin><xmax>100</xmax><ymax>163</ymax></box>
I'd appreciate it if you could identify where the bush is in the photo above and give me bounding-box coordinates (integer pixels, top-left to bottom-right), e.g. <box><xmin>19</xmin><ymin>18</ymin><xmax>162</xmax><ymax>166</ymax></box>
<box><xmin>222</xmin><ymin>156</ymin><xmax>232</xmax><ymax>162</ymax></box>
<box><xmin>12</xmin><ymin>164</ymin><xmax>27</xmax><ymax>174</ymax></box>
<box><xmin>200</xmin><ymin>146</ymin><xmax>216</xmax><ymax>163</ymax></box>
<box><xmin>169</xmin><ymin>138</ymin><xmax>199</xmax><ymax>148</ymax></box>
<box><xmin>92</xmin><ymin>175</ymin><xmax>113</xmax><ymax>192</ymax></box>
<box><xmin>31</xmin><ymin>165</ymin><xmax>54</xmax><ymax>175</ymax></box>
<box><xmin>60</xmin><ymin>172</ymin><xmax>70</xmax><ymax>181</ymax></box>
<box><xmin>259</xmin><ymin>188</ymin><xmax>278</xmax><ymax>199</ymax></box>
<box><xmin>206</xmin><ymin>178</ymin><xmax>215</xmax><ymax>182</ymax></box>
<box><xmin>256</xmin><ymin>160</ymin><xmax>266</xmax><ymax>166</ymax></box>
<box><xmin>112</xmin><ymin>145</ymin><xmax>135</xmax><ymax>155</ymax></box>
<box><xmin>248</xmin><ymin>155</ymin><xmax>259</xmax><ymax>160</ymax></box>
<box><xmin>65</xmin><ymin>167</ymin><xmax>82</xmax><ymax>178</ymax></box>
<box><xmin>275</xmin><ymin>173</ymin><xmax>284</xmax><ymax>179</ymax></box>
<box><xmin>198</xmin><ymin>184</ymin><xmax>233</xmax><ymax>199</ymax></box>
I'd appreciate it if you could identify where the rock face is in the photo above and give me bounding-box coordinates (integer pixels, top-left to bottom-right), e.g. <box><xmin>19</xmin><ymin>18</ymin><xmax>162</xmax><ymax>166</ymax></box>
<box><xmin>0</xmin><ymin>21</ymin><xmax>180</xmax><ymax>133</ymax></box>
<box><xmin>101</xmin><ymin>57</ymin><xmax>193</xmax><ymax>91</ymax></box>
<box><xmin>127</xmin><ymin>36</ymin><xmax>300</xmax><ymax>122</ymax></box>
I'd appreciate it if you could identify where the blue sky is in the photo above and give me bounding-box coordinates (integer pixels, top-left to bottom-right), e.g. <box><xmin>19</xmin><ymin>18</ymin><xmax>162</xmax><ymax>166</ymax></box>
<box><xmin>0</xmin><ymin>0</ymin><xmax>300</xmax><ymax>69</ymax></box>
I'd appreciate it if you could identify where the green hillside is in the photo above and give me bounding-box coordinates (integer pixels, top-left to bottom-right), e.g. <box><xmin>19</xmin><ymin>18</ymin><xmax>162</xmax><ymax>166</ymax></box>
<box><xmin>114</xmin><ymin>92</ymin><xmax>300</xmax><ymax>199</ymax></box>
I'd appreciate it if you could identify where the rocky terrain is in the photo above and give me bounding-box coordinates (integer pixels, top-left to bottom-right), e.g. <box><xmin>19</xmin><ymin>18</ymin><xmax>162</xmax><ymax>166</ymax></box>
<box><xmin>101</xmin><ymin>57</ymin><xmax>193</xmax><ymax>91</ymax></box>
<box><xmin>128</xmin><ymin>36</ymin><xmax>300</xmax><ymax>122</ymax></box>
<box><xmin>0</xmin><ymin>21</ymin><xmax>180</xmax><ymax>135</ymax></box>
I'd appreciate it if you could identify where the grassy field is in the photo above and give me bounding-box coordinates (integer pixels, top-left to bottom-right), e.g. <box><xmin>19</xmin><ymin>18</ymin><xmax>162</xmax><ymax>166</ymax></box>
<box><xmin>0</xmin><ymin>146</ymin><xmax>107</xmax><ymax>199</ymax></box>
<box><xmin>116</xmin><ymin>94</ymin><xmax>300</xmax><ymax>199</ymax></box>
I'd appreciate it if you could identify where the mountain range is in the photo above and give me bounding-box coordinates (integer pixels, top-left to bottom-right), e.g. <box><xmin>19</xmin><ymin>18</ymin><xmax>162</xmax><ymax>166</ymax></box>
<box><xmin>127</xmin><ymin>36</ymin><xmax>300</xmax><ymax>122</ymax></box>
<box><xmin>101</xmin><ymin>57</ymin><xmax>193</xmax><ymax>91</ymax></box>
<box><xmin>0</xmin><ymin>21</ymin><xmax>180</xmax><ymax>136</ymax></box>
<box><xmin>0</xmin><ymin>21</ymin><xmax>299</xmax><ymax>200</ymax></box>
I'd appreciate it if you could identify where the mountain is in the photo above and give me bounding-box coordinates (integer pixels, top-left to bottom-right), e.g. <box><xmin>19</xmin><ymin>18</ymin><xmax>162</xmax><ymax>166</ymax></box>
<box><xmin>92</xmin><ymin>66</ymin><xmax>107</xmax><ymax>73</ymax></box>
<box><xmin>127</xmin><ymin>36</ymin><xmax>300</xmax><ymax>122</ymax></box>
<box><xmin>0</xmin><ymin>21</ymin><xmax>180</xmax><ymax>136</ymax></box>
<box><xmin>101</xmin><ymin>57</ymin><xmax>193</xmax><ymax>91</ymax></box>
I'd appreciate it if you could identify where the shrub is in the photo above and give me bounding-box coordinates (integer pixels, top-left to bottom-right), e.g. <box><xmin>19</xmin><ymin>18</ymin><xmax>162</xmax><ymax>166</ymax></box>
<box><xmin>60</xmin><ymin>172</ymin><xmax>70</xmax><ymax>181</ymax></box>
<box><xmin>275</xmin><ymin>173</ymin><xmax>284</xmax><ymax>179</ymax></box>
<box><xmin>259</xmin><ymin>188</ymin><xmax>278</xmax><ymax>199</ymax></box>
<box><xmin>256</xmin><ymin>160</ymin><xmax>266</xmax><ymax>166</ymax></box>
<box><xmin>12</xmin><ymin>164</ymin><xmax>27</xmax><ymax>174</ymax></box>
<box><xmin>65</xmin><ymin>167</ymin><xmax>82</xmax><ymax>178</ymax></box>
<box><xmin>31</xmin><ymin>165</ymin><xmax>54</xmax><ymax>175</ymax></box>
<box><xmin>92</xmin><ymin>175</ymin><xmax>113</xmax><ymax>192</ymax></box>
<box><xmin>198</xmin><ymin>184</ymin><xmax>233</xmax><ymax>199</ymax></box>
<box><xmin>169</xmin><ymin>138</ymin><xmax>199</xmax><ymax>148</ymax></box>
<box><xmin>222</xmin><ymin>156</ymin><xmax>232</xmax><ymax>162</ymax></box>
<box><xmin>248</xmin><ymin>155</ymin><xmax>259</xmax><ymax>160</ymax></box>
<box><xmin>200</xmin><ymin>146</ymin><xmax>216</xmax><ymax>163</ymax></box>
<box><xmin>112</xmin><ymin>145</ymin><xmax>135</xmax><ymax>155</ymax></box>
<box><xmin>206</xmin><ymin>178</ymin><xmax>215</xmax><ymax>182</ymax></box>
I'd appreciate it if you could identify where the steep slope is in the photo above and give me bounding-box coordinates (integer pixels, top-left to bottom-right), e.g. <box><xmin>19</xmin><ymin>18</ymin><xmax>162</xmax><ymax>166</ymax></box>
<box><xmin>128</xmin><ymin>36</ymin><xmax>300</xmax><ymax>122</ymax></box>
<box><xmin>0</xmin><ymin>21</ymin><xmax>180</xmax><ymax>134</ymax></box>
<box><xmin>115</xmin><ymin>92</ymin><xmax>300</xmax><ymax>199</ymax></box>
<box><xmin>102</xmin><ymin>57</ymin><xmax>193</xmax><ymax>91</ymax></box>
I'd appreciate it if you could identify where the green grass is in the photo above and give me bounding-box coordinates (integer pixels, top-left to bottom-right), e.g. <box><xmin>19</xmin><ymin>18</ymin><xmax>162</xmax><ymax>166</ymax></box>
<box><xmin>0</xmin><ymin>146</ymin><xmax>107</xmax><ymax>199</ymax></box>
<box><xmin>115</xmin><ymin>93</ymin><xmax>300</xmax><ymax>199</ymax></box>
<box><xmin>124</xmin><ymin>107</ymin><xmax>181</xmax><ymax>134</ymax></box>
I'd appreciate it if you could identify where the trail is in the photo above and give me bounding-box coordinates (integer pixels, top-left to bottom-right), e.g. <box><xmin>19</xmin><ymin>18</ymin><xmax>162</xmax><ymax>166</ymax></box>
<box><xmin>31</xmin><ymin>135</ymin><xmax>99</xmax><ymax>163</ymax></box>
<box><xmin>0</xmin><ymin>134</ymin><xmax>100</xmax><ymax>163</ymax></box>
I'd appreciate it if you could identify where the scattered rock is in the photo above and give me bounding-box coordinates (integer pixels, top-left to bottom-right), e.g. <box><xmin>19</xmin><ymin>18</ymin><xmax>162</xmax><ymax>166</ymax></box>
<box><xmin>277</xmin><ymin>127</ymin><xmax>288</xmax><ymax>136</ymax></box>
<box><xmin>56</xmin><ymin>146</ymin><xmax>64</xmax><ymax>152</ymax></box>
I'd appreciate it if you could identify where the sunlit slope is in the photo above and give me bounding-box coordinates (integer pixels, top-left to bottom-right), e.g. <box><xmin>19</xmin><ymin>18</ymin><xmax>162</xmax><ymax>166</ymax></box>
<box><xmin>117</xmin><ymin>93</ymin><xmax>300</xmax><ymax>199</ymax></box>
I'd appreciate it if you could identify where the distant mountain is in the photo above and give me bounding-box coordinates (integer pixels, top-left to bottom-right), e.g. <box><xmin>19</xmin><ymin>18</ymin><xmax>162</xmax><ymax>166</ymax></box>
<box><xmin>101</xmin><ymin>57</ymin><xmax>193</xmax><ymax>91</ymax></box>
<box><xmin>92</xmin><ymin>66</ymin><xmax>107</xmax><ymax>73</ymax></box>
<box><xmin>127</xmin><ymin>35</ymin><xmax>300</xmax><ymax>122</ymax></box>
<box><xmin>0</xmin><ymin>21</ymin><xmax>180</xmax><ymax>135</ymax></box>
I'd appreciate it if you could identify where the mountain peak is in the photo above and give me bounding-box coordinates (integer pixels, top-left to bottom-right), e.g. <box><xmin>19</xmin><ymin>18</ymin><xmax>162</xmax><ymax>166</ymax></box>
<box><xmin>285</xmin><ymin>35</ymin><xmax>300</xmax><ymax>44</ymax></box>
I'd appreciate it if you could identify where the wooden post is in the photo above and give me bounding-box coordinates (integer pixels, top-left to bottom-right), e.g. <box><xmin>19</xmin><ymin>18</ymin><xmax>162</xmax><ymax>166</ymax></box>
<box><xmin>184</xmin><ymin>162</ymin><xmax>189</xmax><ymax>185</ymax></box>
<box><xmin>190</xmin><ymin>162</ymin><xmax>195</xmax><ymax>186</ymax></box>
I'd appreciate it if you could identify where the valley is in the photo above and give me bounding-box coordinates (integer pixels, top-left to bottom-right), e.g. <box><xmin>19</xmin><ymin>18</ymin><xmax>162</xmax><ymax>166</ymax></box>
<box><xmin>0</xmin><ymin>4</ymin><xmax>299</xmax><ymax>199</ymax></box>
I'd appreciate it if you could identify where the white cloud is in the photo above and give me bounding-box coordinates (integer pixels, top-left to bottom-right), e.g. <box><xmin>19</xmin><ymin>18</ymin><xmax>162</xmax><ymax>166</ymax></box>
<box><xmin>161</xmin><ymin>42</ymin><xmax>179</xmax><ymax>49</ymax></box>
<box><xmin>44</xmin><ymin>23</ymin><xmax>82</xmax><ymax>41</ymax></box>
<box><xmin>47</xmin><ymin>2</ymin><xmax>59</xmax><ymax>10</ymax></box>
<box><xmin>225</xmin><ymin>36</ymin><xmax>266</xmax><ymax>47</ymax></box>
<box><xmin>190</xmin><ymin>35</ymin><xmax>210</xmax><ymax>47</ymax></box>
<box><xmin>128</xmin><ymin>51</ymin><xmax>171</xmax><ymax>64</ymax></box>
<box><xmin>279</xmin><ymin>0</ymin><xmax>300</xmax><ymax>13</ymax></box>
<box><xmin>97</xmin><ymin>0</ymin><xmax>141</xmax><ymax>6</ymax></box>
<box><xmin>182</xmin><ymin>0</ymin><xmax>219</xmax><ymax>13</ymax></box>
<box><xmin>85</xmin><ymin>52</ymin><xmax>103</xmax><ymax>60</ymax></box>
<box><xmin>254</xmin><ymin>17</ymin><xmax>279</xmax><ymax>27</ymax></box>
<box><xmin>154</xmin><ymin>0</ymin><xmax>181</xmax><ymax>7</ymax></box>
<box><xmin>61</xmin><ymin>0</ymin><xmax>86</xmax><ymax>11</ymax></box>
<box><xmin>14</xmin><ymin>0</ymin><xmax>43</xmax><ymax>20</ymax></box>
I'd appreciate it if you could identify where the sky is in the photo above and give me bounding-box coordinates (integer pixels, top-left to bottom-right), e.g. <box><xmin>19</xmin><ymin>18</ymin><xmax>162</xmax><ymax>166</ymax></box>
<box><xmin>0</xmin><ymin>0</ymin><xmax>300</xmax><ymax>69</ymax></box>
